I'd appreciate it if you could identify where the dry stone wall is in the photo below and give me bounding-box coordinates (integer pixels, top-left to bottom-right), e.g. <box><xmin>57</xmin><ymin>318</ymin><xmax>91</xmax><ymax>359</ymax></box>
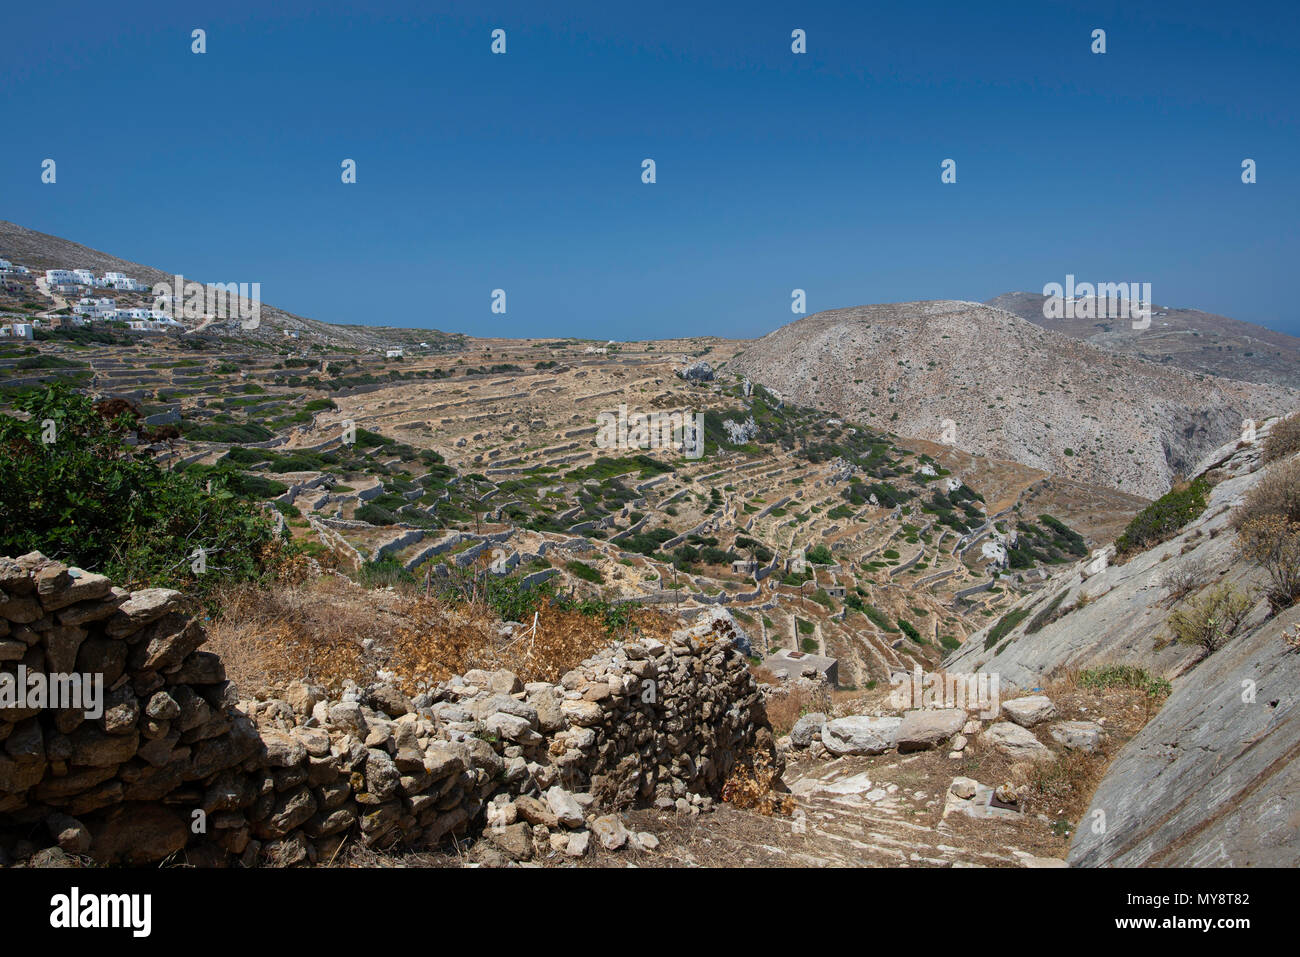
<box><xmin>0</xmin><ymin>552</ymin><xmax>774</xmax><ymax>866</ymax></box>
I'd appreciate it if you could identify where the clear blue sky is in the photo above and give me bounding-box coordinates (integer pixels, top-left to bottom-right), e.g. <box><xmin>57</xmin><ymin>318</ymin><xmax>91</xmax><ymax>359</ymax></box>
<box><xmin>3</xmin><ymin>0</ymin><xmax>1298</xmax><ymax>338</ymax></box>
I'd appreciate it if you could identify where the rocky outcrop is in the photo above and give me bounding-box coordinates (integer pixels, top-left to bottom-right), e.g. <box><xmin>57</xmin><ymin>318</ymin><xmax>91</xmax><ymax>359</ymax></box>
<box><xmin>942</xmin><ymin>429</ymin><xmax>1281</xmax><ymax>689</ymax></box>
<box><xmin>945</xmin><ymin>420</ymin><xmax>1300</xmax><ymax>866</ymax></box>
<box><xmin>0</xmin><ymin>553</ymin><xmax>774</xmax><ymax>866</ymax></box>
<box><xmin>1068</xmin><ymin>607</ymin><xmax>1300</xmax><ymax>867</ymax></box>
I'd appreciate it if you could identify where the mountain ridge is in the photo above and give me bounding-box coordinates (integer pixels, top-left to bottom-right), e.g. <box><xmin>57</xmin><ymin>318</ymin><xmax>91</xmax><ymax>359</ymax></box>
<box><xmin>727</xmin><ymin>299</ymin><xmax>1299</xmax><ymax>499</ymax></box>
<box><xmin>986</xmin><ymin>290</ymin><xmax>1300</xmax><ymax>389</ymax></box>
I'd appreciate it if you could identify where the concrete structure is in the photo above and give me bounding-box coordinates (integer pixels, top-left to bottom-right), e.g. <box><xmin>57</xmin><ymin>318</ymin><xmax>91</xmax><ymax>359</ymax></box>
<box><xmin>761</xmin><ymin>648</ymin><xmax>839</xmax><ymax>685</ymax></box>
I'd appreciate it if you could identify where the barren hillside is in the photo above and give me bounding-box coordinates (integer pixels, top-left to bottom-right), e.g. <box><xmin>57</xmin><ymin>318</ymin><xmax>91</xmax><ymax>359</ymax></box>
<box><xmin>987</xmin><ymin>291</ymin><xmax>1300</xmax><ymax>390</ymax></box>
<box><xmin>728</xmin><ymin>300</ymin><xmax>1299</xmax><ymax>499</ymax></box>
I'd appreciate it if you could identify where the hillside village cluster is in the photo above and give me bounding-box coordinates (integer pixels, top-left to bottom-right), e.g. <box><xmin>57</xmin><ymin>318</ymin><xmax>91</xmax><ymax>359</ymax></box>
<box><xmin>0</xmin><ymin>257</ymin><xmax>184</xmax><ymax>337</ymax></box>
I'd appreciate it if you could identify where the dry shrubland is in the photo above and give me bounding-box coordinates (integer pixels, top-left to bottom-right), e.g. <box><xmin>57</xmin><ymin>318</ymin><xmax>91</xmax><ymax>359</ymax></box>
<box><xmin>205</xmin><ymin>566</ymin><xmax>680</xmax><ymax>699</ymax></box>
<box><xmin>721</xmin><ymin>750</ymin><xmax>794</xmax><ymax>816</ymax></box>
<box><xmin>760</xmin><ymin>678</ymin><xmax>832</xmax><ymax>737</ymax></box>
<box><xmin>1263</xmin><ymin>413</ymin><xmax>1300</xmax><ymax>463</ymax></box>
<box><xmin>1235</xmin><ymin>457</ymin><xmax>1300</xmax><ymax>528</ymax></box>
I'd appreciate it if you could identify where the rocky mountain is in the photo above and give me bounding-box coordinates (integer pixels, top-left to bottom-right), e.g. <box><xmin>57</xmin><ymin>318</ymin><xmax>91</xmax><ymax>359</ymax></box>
<box><xmin>0</xmin><ymin>220</ymin><xmax>462</xmax><ymax>352</ymax></box>
<box><xmin>987</xmin><ymin>291</ymin><xmax>1300</xmax><ymax>389</ymax></box>
<box><xmin>727</xmin><ymin>300</ymin><xmax>1299</xmax><ymax>499</ymax></box>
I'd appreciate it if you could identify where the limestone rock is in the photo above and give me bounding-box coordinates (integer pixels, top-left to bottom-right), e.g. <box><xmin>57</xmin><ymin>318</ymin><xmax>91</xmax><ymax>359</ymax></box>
<box><xmin>984</xmin><ymin>722</ymin><xmax>1053</xmax><ymax>762</ymax></box>
<box><xmin>790</xmin><ymin>712</ymin><xmax>826</xmax><ymax>749</ymax></box>
<box><xmin>896</xmin><ymin>708</ymin><xmax>967</xmax><ymax>752</ymax></box>
<box><xmin>1001</xmin><ymin>696</ymin><xmax>1057</xmax><ymax>728</ymax></box>
<box><xmin>1049</xmin><ymin>720</ymin><xmax>1103</xmax><ymax>752</ymax></box>
<box><xmin>592</xmin><ymin>814</ymin><xmax>629</xmax><ymax>850</ymax></box>
<box><xmin>821</xmin><ymin>715</ymin><xmax>902</xmax><ymax>756</ymax></box>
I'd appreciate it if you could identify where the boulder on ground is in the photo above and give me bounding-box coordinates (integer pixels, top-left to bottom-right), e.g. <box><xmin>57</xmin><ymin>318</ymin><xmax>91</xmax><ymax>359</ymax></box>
<box><xmin>984</xmin><ymin>722</ymin><xmax>1053</xmax><ymax>762</ymax></box>
<box><xmin>821</xmin><ymin>716</ymin><xmax>902</xmax><ymax>756</ymax></box>
<box><xmin>790</xmin><ymin>712</ymin><xmax>826</xmax><ymax>749</ymax></box>
<box><xmin>1049</xmin><ymin>720</ymin><xmax>1103</xmax><ymax>752</ymax></box>
<box><xmin>1001</xmin><ymin>695</ymin><xmax>1057</xmax><ymax>727</ymax></box>
<box><xmin>896</xmin><ymin>708</ymin><xmax>967</xmax><ymax>752</ymax></box>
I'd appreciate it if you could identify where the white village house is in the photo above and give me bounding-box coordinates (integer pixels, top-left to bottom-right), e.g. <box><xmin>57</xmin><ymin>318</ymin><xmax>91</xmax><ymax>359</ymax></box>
<box><xmin>1</xmin><ymin>322</ymin><xmax>35</xmax><ymax>340</ymax></box>
<box><xmin>103</xmin><ymin>271</ymin><xmax>148</xmax><ymax>291</ymax></box>
<box><xmin>74</xmin><ymin>297</ymin><xmax>117</xmax><ymax>318</ymax></box>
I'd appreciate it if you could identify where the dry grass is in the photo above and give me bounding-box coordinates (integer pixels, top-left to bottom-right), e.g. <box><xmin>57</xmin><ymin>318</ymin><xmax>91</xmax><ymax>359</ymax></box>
<box><xmin>760</xmin><ymin>679</ymin><xmax>832</xmax><ymax>737</ymax></box>
<box><xmin>1263</xmin><ymin>413</ymin><xmax>1300</xmax><ymax>463</ymax></box>
<box><xmin>1234</xmin><ymin>457</ymin><xmax>1300</xmax><ymax>529</ymax></box>
<box><xmin>205</xmin><ymin>568</ymin><xmax>682</xmax><ymax>699</ymax></box>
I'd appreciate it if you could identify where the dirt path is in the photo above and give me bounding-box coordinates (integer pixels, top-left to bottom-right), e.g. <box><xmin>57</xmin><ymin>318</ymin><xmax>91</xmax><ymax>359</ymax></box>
<box><xmin>611</xmin><ymin>753</ymin><xmax>1068</xmax><ymax>868</ymax></box>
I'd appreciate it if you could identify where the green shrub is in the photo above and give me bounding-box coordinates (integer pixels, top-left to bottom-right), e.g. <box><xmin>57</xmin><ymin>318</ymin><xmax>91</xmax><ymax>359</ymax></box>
<box><xmin>0</xmin><ymin>384</ymin><xmax>277</xmax><ymax>596</ymax></box>
<box><xmin>565</xmin><ymin>560</ymin><xmax>603</xmax><ymax>583</ymax></box>
<box><xmin>984</xmin><ymin>606</ymin><xmax>1031</xmax><ymax>650</ymax></box>
<box><xmin>358</xmin><ymin>557</ymin><xmax>414</xmax><ymax>588</ymax></box>
<box><xmin>355</xmin><ymin>503</ymin><xmax>399</xmax><ymax>525</ymax></box>
<box><xmin>1116</xmin><ymin>478</ymin><xmax>1210</xmax><ymax>556</ymax></box>
<box><xmin>1168</xmin><ymin>584</ymin><xmax>1253</xmax><ymax>657</ymax></box>
<box><xmin>805</xmin><ymin>544</ymin><xmax>833</xmax><ymax>565</ymax></box>
<box><xmin>861</xmin><ymin>604</ymin><xmax>897</xmax><ymax>632</ymax></box>
<box><xmin>1078</xmin><ymin>664</ymin><xmax>1171</xmax><ymax>700</ymax></box>
<box><xmin>1026</xmin><ymin>590</ymin><xmax>1069</xmax><ymax>634</ymax></box>
<box><xmin>897</xmin><ymin>618</ymin><xmax>924</xmax><ymax>644</ymax></box>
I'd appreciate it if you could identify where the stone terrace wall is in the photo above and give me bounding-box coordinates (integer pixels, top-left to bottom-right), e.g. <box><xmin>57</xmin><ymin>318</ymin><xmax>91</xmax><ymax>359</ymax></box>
<box><xmin>0</xmin><ymin>552</ymin><xmax>774</xmax><ymax>866</ymax></box>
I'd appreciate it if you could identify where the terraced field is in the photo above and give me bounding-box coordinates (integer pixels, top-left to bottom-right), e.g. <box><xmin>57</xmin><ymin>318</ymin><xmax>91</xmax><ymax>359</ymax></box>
<box><xmin>0</xmin><ymin>329</ymin><xmax>1147</xmax><ymax>688</ymax></box>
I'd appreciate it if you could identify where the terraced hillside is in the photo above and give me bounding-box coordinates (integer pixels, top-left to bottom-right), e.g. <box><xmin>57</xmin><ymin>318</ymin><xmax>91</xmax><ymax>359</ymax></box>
<box><xmin>0</xmin><ymin>327</ymin><xmax>1151</xmax><ymax>693</ymax></box>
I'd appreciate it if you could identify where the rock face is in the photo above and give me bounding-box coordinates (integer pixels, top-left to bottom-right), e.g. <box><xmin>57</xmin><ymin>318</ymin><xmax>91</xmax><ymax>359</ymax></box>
<box><xmin>943</xmin><ymin>429</ymin><xmax>1286</xmax><ymax>689</ymax></box>
<box><xmin>0</xmin><ymin>553</ymin><xmax>776</xmax><ymax>867</ymax></box>
<box><xmin>942</xmin><ymin>428</ymin><xmax>1300</xmax><ymax>867</ymax></box>
<box><xmin>676</xmin><ymin>360</ymin><xmax>714</xmax><ymax>382</ymax></box>
<box><xmin>896</xmin><ymin>709</ymin><xmax>966</xmax><ymax>752</ymax></box>
<box><xmin>984</xmin><ymin>722</ymin><xmax>1053</xmax><ymax>763</ymax></box>
<box><xmin>1069</xmin><ymin>607</ymin><xmax>1300</xmax><ymax>867</ymax></box>
<box><xmin>821</xmin><ymin>716</ymin><xmax>902</xmax><ymax>756</ymax></box>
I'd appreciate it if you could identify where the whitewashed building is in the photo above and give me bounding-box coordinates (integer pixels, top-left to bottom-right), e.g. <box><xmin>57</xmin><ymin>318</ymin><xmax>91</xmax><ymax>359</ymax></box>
<box><xmin>103</xmin><ymin>272</ymin><xmax>147</xmax><ymax>291</ymax></box>
<box><xmin>386</xmin><ymin>347</ymin><xmax>404</xmax><ymax>358</ymax></box>
<box><xmin>74</xmin><ymin>297</ymin><xmax>117</xmax><ymax>318</ymax></box>
<box><xmin>45</xmin><ymin>269</ymin><xmax>77</xmax><ymax>285</ymax></box>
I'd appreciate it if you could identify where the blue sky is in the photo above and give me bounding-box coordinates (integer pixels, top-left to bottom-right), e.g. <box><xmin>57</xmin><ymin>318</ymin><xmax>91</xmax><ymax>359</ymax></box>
<box><xmin>3</xmin><ymin>0</ymin><xmax>1298</xmax><ymax>338</ymax></box>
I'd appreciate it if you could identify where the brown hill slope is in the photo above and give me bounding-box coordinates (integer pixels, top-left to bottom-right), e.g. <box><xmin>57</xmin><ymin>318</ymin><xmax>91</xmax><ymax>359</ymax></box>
<box><xmin>727</xmin><ymin>300</ymin><xmax>1299</xmax><ymax>499</ymax></box>
<box><xmin>987</xmin><ymin>291</ymin><xmax>1300</xmax><ymax>389</ymax></box>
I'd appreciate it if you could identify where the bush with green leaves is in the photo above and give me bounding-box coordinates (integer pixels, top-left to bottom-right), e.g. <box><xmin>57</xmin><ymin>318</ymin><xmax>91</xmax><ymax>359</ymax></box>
<box><xmin>1116</xmin><ymin>478</ymin><xmax>1210</xmax><ymax>556</ymax></box>
<box><xmin>0</xmin><ymin>384</ymin><xmax>278</xmax><ymax>594</ymax></box>
<box><xmin>1168</xmin><ymin>583</ymin><xmax>1253</xmax><ymax>657</ymax></box>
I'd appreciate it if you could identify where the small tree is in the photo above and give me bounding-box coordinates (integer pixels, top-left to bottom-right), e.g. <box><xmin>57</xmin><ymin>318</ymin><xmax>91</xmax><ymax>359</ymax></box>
<box><xmin>1168</xmin><ymin>584</ymin><xmax>1254</xmax><ymax>658</ymax></box>
<box><xmin>1237</xmin><ymin>517</ymin><xmax>1300</xmax><ymax>612</ymax></box>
